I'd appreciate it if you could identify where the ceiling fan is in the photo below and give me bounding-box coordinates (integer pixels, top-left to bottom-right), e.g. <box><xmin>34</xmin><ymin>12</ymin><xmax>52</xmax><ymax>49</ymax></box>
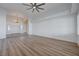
<box><xmin>22</xmin><ymin>3</ymin><xmax>45</xmax><ymax>12</ymax></box>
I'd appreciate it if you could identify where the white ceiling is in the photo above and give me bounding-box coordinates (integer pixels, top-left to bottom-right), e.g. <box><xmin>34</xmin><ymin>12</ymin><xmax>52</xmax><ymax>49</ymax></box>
<box><xmin>0</xmin><ymin>3</ymin><xmax>72</xmax><ymax>20</ymax></box>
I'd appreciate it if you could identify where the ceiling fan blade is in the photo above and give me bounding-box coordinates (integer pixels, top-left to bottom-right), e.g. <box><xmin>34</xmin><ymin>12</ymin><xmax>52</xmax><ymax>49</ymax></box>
<box><xmin>22</xmin><ymin>3</ymin><xmax>31</xmax><ymax>7</ymax></box>
<box><xmin>37</xmin><ymin>3</ymin><xmax>45</xmax><ymax>6</ymax></box>
<box><xmin>30</xmin><ymin>3</ymin><xmax>33</xmax><ymax>6</ymax></box>
<box><xmin>36</xmin><ymin>8</ymin><xmax>39</xmax><ymax>12</ymax></box>
<box><xmin>32</xmin><ymin>9</ymin><xmax>35</xmax><ymax>12</ymax></box>
<box><xmin>38</xmin><ymin>7</ymin><xmax>44</xmax><ymax>10</ymax></box>
<box><xmin>34</xmin><ymin>3</ymin><xmax>37</xmax><ymax>6</ymax></box>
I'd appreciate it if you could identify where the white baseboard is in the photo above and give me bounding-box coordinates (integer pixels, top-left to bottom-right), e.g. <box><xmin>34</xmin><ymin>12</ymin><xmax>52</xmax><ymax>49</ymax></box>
<box><xmin>77</xmin><ymin>35</ymin><xmax>79</xmax><ymax>47</ymax></box>
<box><xmin>0</xmin><ymin>34</ymin><xmax>6</xmax><ymax>39</ymax></box>
<box><xmin>6</xmin><ymin>32</ymin><xmax>28</xmax><ymax>38</ymax></box>
<box><xmin>32</xmin><ymin>33</ymin><xmax>77</xmax><ymax>43</ymax></box>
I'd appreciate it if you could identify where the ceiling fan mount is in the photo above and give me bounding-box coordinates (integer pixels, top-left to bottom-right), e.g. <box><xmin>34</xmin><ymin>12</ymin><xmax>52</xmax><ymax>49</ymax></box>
<box><xmin>22</xmin><ymin>3</ymin><xmax>45</xmax><ymax>12</ymax></box>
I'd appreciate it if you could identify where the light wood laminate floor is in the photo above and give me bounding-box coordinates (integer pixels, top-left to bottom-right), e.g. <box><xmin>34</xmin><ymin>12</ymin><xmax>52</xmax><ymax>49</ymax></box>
<box><xmin>0</xmin><ymin>34</ymin><xmax>79</xmax><ymax>56</ymax></box>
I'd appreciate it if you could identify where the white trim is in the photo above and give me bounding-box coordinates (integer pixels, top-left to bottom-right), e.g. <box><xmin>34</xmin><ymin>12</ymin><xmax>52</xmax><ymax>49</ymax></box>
<box><xmin>32</xmin><ymin>33</ymin><xmax>77</xmax><ymax>43</ymax></box>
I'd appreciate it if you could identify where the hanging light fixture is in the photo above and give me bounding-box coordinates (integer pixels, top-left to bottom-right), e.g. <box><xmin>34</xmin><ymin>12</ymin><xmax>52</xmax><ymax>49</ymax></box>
<box><xmin>22</xmin><ymin>3</ymin><xmax>45</xmax><ymax>12</ymax></box>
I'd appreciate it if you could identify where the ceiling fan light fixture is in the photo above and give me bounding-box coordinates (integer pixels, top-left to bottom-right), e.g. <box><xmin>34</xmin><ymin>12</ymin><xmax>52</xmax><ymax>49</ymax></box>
<box><xmin>22</xmin><ymin>3</ymin><xmax>45</xmax><ymax>12</ymax></box>
<box><xmin>33</xmin><ymin>6</ymin><xmax>36</xmax><ymax>9</ymax></box>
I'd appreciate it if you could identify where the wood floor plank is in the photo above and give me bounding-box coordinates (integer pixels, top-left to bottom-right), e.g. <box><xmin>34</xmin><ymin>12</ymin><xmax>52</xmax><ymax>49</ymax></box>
<box><xmin>0</xmin><ymin>34</ymin><xmax>79</xmax><ymax>56</ymax></box>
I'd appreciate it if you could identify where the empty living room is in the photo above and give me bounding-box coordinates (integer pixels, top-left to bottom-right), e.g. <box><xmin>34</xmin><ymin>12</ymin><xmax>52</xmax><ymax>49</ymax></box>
<box><xmin>0</xmin><ymin>3</ymin><xmax>79</xmax><ymax>56</ymax></box>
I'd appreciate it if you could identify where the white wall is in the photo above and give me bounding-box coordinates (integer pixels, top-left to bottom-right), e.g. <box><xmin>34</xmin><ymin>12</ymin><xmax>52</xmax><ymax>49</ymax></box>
<box><xmin>77</xmin><ymin>4</ymin><xmax>79</xmax><ymax>45</ymax></box>
<box><xmin>0</xmin><ymin>8</ymin><xmax>6</xmax><ymax>39</ymax></box>
<box><xmin>32</xmin><ymin>13</ymin><xmax>77</xmax><ymax>43</ymax></box>
<box><xmin>27</xmin><ymin>19</ymin><xmax>32</xmax><ymax>34</ymax></box>
<box><xmin>6</xmin><ymin>15</ymin><xmax>28</xmax><ymax>34</ymax></box>
<box><xmin>77</xmin><ymin>15</ymin><xmax>79</xmax><ymax>35</ymax></box>
<box><xmin>77</xmin><ymin>12</ymin><xmax>79</xmax><ymax>45</ymax></box>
